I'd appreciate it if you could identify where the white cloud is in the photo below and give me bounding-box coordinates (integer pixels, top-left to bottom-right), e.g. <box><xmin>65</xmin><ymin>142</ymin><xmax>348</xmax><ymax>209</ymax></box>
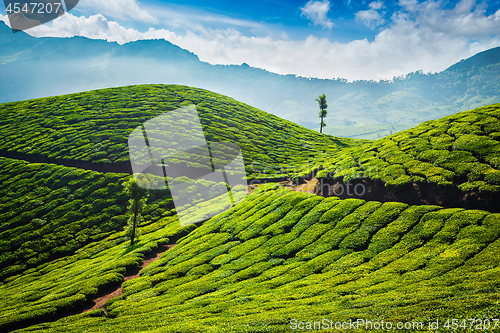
<box><xmin>453</xmin><ymin>0</ymin><xmax>476</xmax><ymax>14</ymax></box>
<box><xmin>356</xmin><ymin>1</ymin><xmax>385</xmax><ymax>29</ymax></box>
<box><xmin>3</xmin><ymin>0</ymin><xmax>500</xmax><ymax>81</ymax></box>
<box><xmin>23</xmin><ymin>13</ymin><xmax>170</xmax><ymax>44</ymax></box>
<box><xmin>370</xmin><ymin>1</ymin><xmax>384</xmax><ymax>10</ymax></box>
<box><xmin>77</xmin><ymin>0</ymin><xmax>157</xmax><ymax>24</ymax></box>
<box><xmin>301</xmin><ymin>0</ymin><xmax>334</xmax><ymax>29</ymax></box>
<box><xmin>142</xmin><ymin>4</ymin><xmax>267</xmax><ymax>33</ymax></box>
<box><xmin>397</xmin><ymin>0</ymin><xmax>500</xmax><ymax>39</ymax></box>
<box><xmin>0</xmin><ymin>13</ymin><xmax>11</xmax><ymax>27</ymax></box>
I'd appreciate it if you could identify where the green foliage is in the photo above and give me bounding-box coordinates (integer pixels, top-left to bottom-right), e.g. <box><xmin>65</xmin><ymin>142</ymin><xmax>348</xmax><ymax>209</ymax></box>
<box><xmin>3</xmin><ymin>188</ymin><xmax>498</xmax><ymax>333</ymax></box>
<box><xmin>306</xmin><ymin>103</ymin><xmax>500</xmax><ymax>193</ymax></box>
<box><xmin>1</xmin><ymin>88</ymin><xmax>500</xmax><ymax>333</ymax></box>
<box><xmin>316</xmin><ymin>93</ymin><xmax>328</xmax><ymax>133</ymax></box>
<box><xmin>123</xmin><ymin>177</ymin><xmax>149</xmax><ymax>246</ymax></box>
<box><xmin>0</xmin><ymin>211</ymin><xmax>188</xmax><ymax>332</ymax></box>
<box><xmin>0</xmin><ymin>85</ymin><xmax>362</xmax><ymax>179</ymax></box>
<box><xmin>0</xmin><ymin>158</ymin><xmax>176</xmax><ymax>280</ymax></box>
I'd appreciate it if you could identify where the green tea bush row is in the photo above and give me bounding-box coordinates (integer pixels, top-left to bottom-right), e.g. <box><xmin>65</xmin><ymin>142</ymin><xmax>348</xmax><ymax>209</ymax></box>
<box><xmin>311</xmin><ymin>103</ymin><xmax>500</xmax><ymax>193</ymax></box>
<box><xmin>44</xmin><ymin>187</ymin><xmax>496</xmax><ymax>333</ymax></box>
<box><xmin>12</xmin><ymin>187</ymin><xmax>500</xmax><ymax>332</ymax></box>
<box><xmin>0</xmin><ymin>210</ymin><xmax>190</xmax><ymax>332</ymax></box>
<box><xmin>0</xmin><ymin>157</ymin><xmax>176</xmax><ymax>280</ymax></box>
<box><xmin>0</xmin><ymin>84</ymin><xmax>362</xmax><ymax>177</ymax></box>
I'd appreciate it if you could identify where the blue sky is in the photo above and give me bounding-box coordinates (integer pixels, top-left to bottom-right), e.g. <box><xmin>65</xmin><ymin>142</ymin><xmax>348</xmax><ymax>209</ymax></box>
<box><xmin>140</xmin><ymin>0</ymin><xmax>380</xmax><ymax>41</ymax></box>
<box><xmin>1</xmin><ymin>0</ymin><xmax>500</xmax><ymax>80</ymax></box>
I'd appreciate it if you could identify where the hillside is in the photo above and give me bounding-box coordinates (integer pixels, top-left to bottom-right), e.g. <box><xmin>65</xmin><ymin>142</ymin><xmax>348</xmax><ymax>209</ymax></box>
<box><xmin>0</xmin><ymin>83</ymin><xmax>364</xmax><ymax>278</ymax></box>
<box><xmin>2</xmin><ymin>87</ymin><xmax>500</xmax><ymax>332</ymax></box>
<box><xmin>0</xmin><ymin>157</ymin><xmax>197</xmax><ymax>281</ymax></box>
<box><xmin>0</xmin><ymin>84</ymin><xmax>361</xmax><ymax>178</ymax></box>
<box><xmin>298</xmin><ymin>103</ymin><xmax>500</xmax><ymax>213</ymax></box>
<box><xmin>2</xmin><ymin>186</ymin><xmax>500</xmax><ymax>332</ymax></box>
<box><xmin>1</xmin><ymin>21</ymin><xmax>499</xmax><ymax>138</ymax></box>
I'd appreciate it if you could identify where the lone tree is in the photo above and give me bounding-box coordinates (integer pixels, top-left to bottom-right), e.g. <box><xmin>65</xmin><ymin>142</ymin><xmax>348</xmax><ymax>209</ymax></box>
<box><xmin>123</xmin><ymin>176</ymin><xmax>149</xmax><ymax>246</ymax></box>
<box><xmin>316</xmin><ymin>93</ymin><xmax>328</xmax><ymax>134</ymax></box>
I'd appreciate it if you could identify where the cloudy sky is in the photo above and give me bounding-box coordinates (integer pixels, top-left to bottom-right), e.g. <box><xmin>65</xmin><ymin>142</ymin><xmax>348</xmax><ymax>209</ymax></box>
<box><xmin>1</xmin><ymin>0</ymin><xmax>500</xmax><ymax>80</ymax></box>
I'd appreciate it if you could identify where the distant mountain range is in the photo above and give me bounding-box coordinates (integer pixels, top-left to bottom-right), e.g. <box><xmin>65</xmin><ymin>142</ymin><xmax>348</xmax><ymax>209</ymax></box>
<box><xmin>1</xmin><ymin>21</ymin><xmax>499</xmax><ymax>139</ymax></box>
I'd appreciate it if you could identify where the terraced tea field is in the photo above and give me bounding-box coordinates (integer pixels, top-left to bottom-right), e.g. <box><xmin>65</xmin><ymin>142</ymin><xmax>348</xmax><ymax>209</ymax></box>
<box><xmin>1</xmin><ymin>85</ymin><xmax>500</xmax><ymax>332</ymax></box>
<box><xmin>0</xmin><ymin>85</ymin><xmax>362</xmax><ymax>178</ymax></box>
<box><xmin>298</xmin><ymin>103</ymin><xmax>500</xmax><ymax>212</ymax></box>
<box><xmin>312</xmin><ymin>103</ymin><xmax>500</xmax><ymax>188</ymax></box>
<box><xmin>4</xmin><ymin>186</ymin><xmax>500</xmax><ymax>332</ymax></box>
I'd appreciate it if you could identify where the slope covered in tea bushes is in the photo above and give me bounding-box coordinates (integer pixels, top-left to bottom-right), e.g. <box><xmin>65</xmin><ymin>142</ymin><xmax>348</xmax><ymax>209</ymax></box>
<box><xmin>11</xmin><ymin>186</ymin><xmax>500</xmax><ymax>332</ymax></box>
<box><xmin>3</xmin><ymin>87</ymin><xmax>500</xmax><ymax>333</ymax></box>
<box><xmin>299</xmin><ymin>103</ymin><xmax>500</xmax><ymax>211</ymax></box>
<box><xmin>0</xmin><ymin>156</ymin><xmax>233</xmax><ymax>281</ymax></box>
<box><xmin>0</xmin><ymin>172</ymin><xmax>243</xmax><ymax>332</ymax></box>
<box><xmin>312</xmin><ymin>103</ymin><xmax>500</xmax><ymax>188</ymax></box>
<box><xmin>0</xmin><ymin>84</ymin><xmax>362</xmax><ymax>177</ymax></box>
<box><xmin>0</xmin><ymin>210</ymin><xmax>191</xmax><ymax>332</ymax></box>
<box><xmin>0</xmin><ymin>157</ymin><xmax>130</xmax><ymax>281</ymax></box>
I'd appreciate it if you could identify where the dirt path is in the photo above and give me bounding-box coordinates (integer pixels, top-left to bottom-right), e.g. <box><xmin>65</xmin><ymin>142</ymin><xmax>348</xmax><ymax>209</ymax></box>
<box><xmin>83</xmin><ymin>244</ymin><xmax>176</xmax><ymax>313</ymax></box>
<box><xmin>248</xmin><ymin>178</ymin><xmax>319</xmax><ymax>195</ymax></box>
<box><xmin>292</xmin><ymin>178</ymin><xmax>319</xmax><ymax>194</ymax></box>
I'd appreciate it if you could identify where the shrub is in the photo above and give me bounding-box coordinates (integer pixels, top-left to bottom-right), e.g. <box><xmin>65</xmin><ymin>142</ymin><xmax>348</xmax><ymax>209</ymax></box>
<box><xmin>485</xmin><ymin>170</ymin><xmax>500</xmax><ymax>185</ymax></box>
<box><xmin>340</xmin><ymin>202</ymin><xmax>407</xmax><ymax>252</ymax></box>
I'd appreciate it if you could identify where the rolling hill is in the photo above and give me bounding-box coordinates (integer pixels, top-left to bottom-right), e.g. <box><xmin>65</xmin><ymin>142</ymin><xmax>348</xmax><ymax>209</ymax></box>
<box><xmin>295</xmin><ymin>103</ymin><xmax>500</xmax><ymax>213</ymax></box>
<box><xmin>0</xmin><ymin>84</ymin><xmax>360</xmax><ymax>178</ymax></box>
<box><xmin>1</xmin><ymin>86</ymin><xmax>500</xmax><ymax>332</ymax></box>
<box><xmin>2</xmin><ymin>186</ymin><xmax>500</xmax><ymax>332</ymax></box>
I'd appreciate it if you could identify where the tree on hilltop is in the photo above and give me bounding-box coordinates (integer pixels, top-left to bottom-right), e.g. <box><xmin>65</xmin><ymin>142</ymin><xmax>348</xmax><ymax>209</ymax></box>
<box><xmin>316</xmin><ymin>93</ymin><xmax>328</xmax><ymax>134</ymax></box>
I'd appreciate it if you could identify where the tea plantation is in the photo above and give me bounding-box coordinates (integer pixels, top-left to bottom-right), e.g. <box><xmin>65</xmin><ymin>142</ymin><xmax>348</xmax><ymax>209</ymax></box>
<box><xmin>0</xmin><ymin>156</ymin><xmax>130</xmax><ymax>280</ymax></box>
<box><xmin>301</xmin><ymin>104</ymin><xmax>500</xmax><ymax>203</ymax></box>
<box><xmin>321</xmin><ymin>103</ymin><xmax>500</xmax><ymax>187</ymax></box>
<box><xmin>0</xmin><ymin>84</ymin><xmax>362</xmax><ymax>178</ymax></box>
<box><xmin>0</xmin><ymin>160</ymin><xmax>249</xmax><ymax>331</ymax></box>
<box><xmin>2</xmin><ymin>86</ymin><xmax>500</xmax><ymax>332</ymax></box>
<box><xmin>0</xmin><ymin>155</ymin><xmax>241</xmax><ymax>282</ymax></box>
<box><xmin>6</xmin><ymin>186</ymin><xmax>500</xmax><ymax>332</ymax></box>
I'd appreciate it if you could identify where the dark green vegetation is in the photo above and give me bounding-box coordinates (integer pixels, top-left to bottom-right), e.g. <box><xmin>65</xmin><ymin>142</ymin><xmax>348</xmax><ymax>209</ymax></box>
<box><xmin>6</xmin><ymin>186</ymin><xmax>500</xmax><ymax>332</ymax></box>
<box><xmin>0</xmin><ymin>84</ymin><xmax>360</xmax><ymax>178</ymax></box>
<box><xmin>2</xmin><ymin>85</ymin><xmax>500</xmax><ymax>332</ymax></box>
<box><xmin>0</xmin><ymin>154</ymin><xmax>232</xmax><ymax>282</ymax></box>
<box><xmin>0</xmin><ymin>205</ymin><xmax>190</xmax><ymax>332</ymax></box>
<box><xmin>297</xmin><ymin>103</ymin><xmax>500</xmax><ymax>211</ymax></box>
<box><xmin>0</xmin><ymin>157</ymin><xmax>176</xmax><ymax>281</ymax></box>
<box><xmin>123</xmin><ymin>177</ymin><xmax>149</xmax><ymax>246</ymax></box>
<box><xmin>1</xmin><ymin>21</ymin><xmax>500</xmax><ymax>138</ymax></box>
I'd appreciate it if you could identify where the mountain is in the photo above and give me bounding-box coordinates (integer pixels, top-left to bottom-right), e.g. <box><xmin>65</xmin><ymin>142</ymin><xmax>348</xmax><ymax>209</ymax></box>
<box><xmin>1</xmin><ymin>21</ymin><xmax>499</xmax><ymax>139</ymax></box>
<box><xmin>446</xmin><ymin>47</ymin><xmax>500</xmax><ymax>72</ymax></box>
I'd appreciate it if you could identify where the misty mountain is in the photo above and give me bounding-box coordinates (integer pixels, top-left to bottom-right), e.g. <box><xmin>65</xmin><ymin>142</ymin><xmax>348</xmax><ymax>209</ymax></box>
<box><xmin>1</xmin><ymin>21</ymin><xmax>499</xmax><ymax>138</ymax></box>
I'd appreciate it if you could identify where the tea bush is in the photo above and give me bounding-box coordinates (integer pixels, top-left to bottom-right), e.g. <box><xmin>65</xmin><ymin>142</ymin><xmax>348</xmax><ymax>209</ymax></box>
<box><xmin>305</xmin><ymin>104</ymin><xmax>500</xmax><ymax>195</ymax></box>
<box><xmin>0</xmin><ymin>85</ymin><xmax>362</xmax><ymax>178</ymax></box>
